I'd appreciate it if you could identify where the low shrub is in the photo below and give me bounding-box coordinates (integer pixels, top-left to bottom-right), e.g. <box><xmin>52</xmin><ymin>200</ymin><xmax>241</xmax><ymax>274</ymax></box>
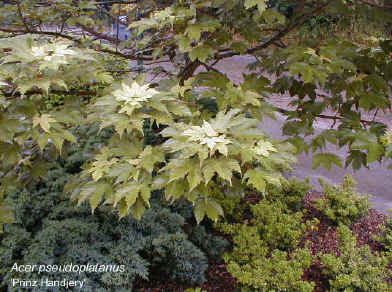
<box><xmin>379</xmin><ymin>219</ymin><xmax>392</xmax><ymax>253</ymax></box>
<box><xmin>219</xmin><ymin>178</ymin><xmax>391</xmax><ymax>291</ymax></box>
<box><xmin>315</xmin><ymin>176</ymin><xmax>370</xmax><ymax>225</ymax></box>
<box><xmin>267</xmin><ymin>177</ymin><xmax>311</xmax><ymax>212</ymax></box>
<box><xmin>219</xmin><ymin>187</ymin><xmax>317</xmax><ymax>291</ymax></box>
<box><xmin>320</xmin><ymin>225</ymin><xmax>391</xmax><ymax>292</ymax></box>
<box><xmin>222</xmin><ymin>231</ymin><xmax>315</xmax><ymax>291</ymax></box>
<box><xmin>0</xmin><ymin>124</ymin><xmax>228</xmax><ymax>291</ymax></box>
<box><xmin>250</xmin><ymin>200</ymin><xmax>317</xmax><ymax>251</ymax></box>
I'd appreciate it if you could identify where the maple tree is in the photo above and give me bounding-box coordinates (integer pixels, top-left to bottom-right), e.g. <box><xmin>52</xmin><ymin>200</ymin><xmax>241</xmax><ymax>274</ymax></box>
<box><xmin>0</xmin><ymin>0</ymin><xmax>391</xmax><ymax>228</ymax></box>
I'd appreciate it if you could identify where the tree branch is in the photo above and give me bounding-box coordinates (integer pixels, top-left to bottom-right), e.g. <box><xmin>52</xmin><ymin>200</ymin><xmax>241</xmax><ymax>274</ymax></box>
<box><xmin>217</xmin><ymin>1</ymin><xmax>330</xmax><ymax>59</ymax></box>
<box><xmin>178</xmin><ymin>57</ymin><xmax>201</xmax><ymax>85</ymax></box>
<box><xmin>0</xmin><ymin>28</ymin><xmax>155</xmax><ymax>61</ymax></box>
<box><xmin>0</xmin><ymin>27</ymin><xmax>79</xmax><ymax>42</ymax></box>
<box><xmin>276</xmin><ymin>107</ymin><xmax>383</xmax><ymax>125</ymax></box>
<box><xmin>76</xmin><ymin>24</ymin><xmax>118</xmax><ymax>43</ymax></box>
<box><xmin>355</xmin><ymin>0</ymin><xmax>392</xmax><ymax>9</ymax></box>
<box><xmin>17</xmin><ymin>3</ymin><xmax>31</xmax><ymax>32</ymax></box>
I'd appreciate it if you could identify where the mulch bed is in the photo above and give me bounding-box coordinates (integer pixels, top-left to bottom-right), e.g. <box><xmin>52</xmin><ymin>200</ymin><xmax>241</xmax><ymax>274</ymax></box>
<box><xmin>135</xmin><ymin>263</ymin><xmax>238</xmax><ymax>292</ymax></box>
<box><xmin>136</xmin><ymin>191</ymin><xmax>391</xmax><ymax>291</ymax></box>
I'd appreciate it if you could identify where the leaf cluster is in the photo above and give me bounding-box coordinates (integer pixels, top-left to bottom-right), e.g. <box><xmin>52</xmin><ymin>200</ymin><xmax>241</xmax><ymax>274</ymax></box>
<box><xmin>0</xmin><ymin>127</ymin><xmax>229</xmax><ymax>290</ymax></box>
<box><xmin>219</xmin><ymin>177</ymin><xmax>392</xmax><ymax>291</ymax></box>
<box><xmin>315</xmin><ymin>175</ymin><xmax>371</xmax><ymax>225</ymax></box>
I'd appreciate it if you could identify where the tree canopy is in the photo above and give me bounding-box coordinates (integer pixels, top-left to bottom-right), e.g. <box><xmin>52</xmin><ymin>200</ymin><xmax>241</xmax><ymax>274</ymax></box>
<box><xmin>0</xmin><ymin>0</ymin><xmax>391</xmax><ymax>228</ymax></box>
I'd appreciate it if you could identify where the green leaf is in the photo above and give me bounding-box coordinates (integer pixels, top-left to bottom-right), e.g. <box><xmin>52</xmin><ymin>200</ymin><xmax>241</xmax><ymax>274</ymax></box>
<box><xmin>37</xmin><ymin>134</ymin><xmax>50</xmax><ymax>151</ymax></box>
<box><xmin>194</xmin><ymin>200</ymin><xmax>206</xmax><ymax>224</ymax></box>
<box><xmin>243</xmin><ymin>169</ymin><xmax>266</xmax><ymax>192</ymax></box>
<box><xmin>189</xmin><ymin>45</ymin><xmax>214</xmax><ymax>62</ymax></box>
<box><xmin>90</xmin><ymin>190</ymin><xmax>105</xmax><ymax>213</ymax></box>
<box><xmin>32</xmin><ymin>114</ymin><xmax>56</xmax><ymax>133</ymax></box>
<box><xmin>61</xmin><ymin>130</ymin><xmax>77</xmax><ymax>144</ymax></box>
<box><xmin>187</xmin><ymin>164</ymin><xmax>203</xmax><ymax>192</ymax></box>
<box><xmin>139</xmin><ymin>146</ymin><xmax>165</xmax><ymax>173</ymax></box>
<box><xmin>78</xmin><ymin>182</ymin><xmax>111</xmax><ymax>213</ymax></box>
<box><xmin>139</xmin><ymin>185</ymin><xmax>151</xmax><ymax>208</ymax></box>
<box><xmin>50</xmin><ymin>135</ymin><xmax>65</xmax><ymax>153</ymax></box>
<box><xmin>366</xmin><ymin>143</ymin><xmax>384</xmax><ymax>164</ymax></box>
<box><xmin>244</xmin><ymin>0</ymin><xmax>267</xmax><ymax>13</ymax></box>
<box><xmin>166</xmin><ymin>180</ymin><xmax>187</xmax><ymax>201</ymax></box>
<box><xmin>205</xmin><ymin>199</ymin><xmax>224</xmax><ymax>222</ymax></box>
<box><xmin>312</xmin><ymin>153</ymin><xmax>343</xmax><ymax>170</ymax></box>
<box><xmin>194</xmin><ymin>199</ymin><xmax>223</xmax><ymax>223</ymax></box>
<box><xmin>168</xmin><ymin>160</ymin><xmax>191</xmax><ymax>183</ymax></box>
<box><xmin>202</xmin><ymin>158</ymin><xmax>241</xmax><ymax>184</ymax></box>
<box><xmin>185</xmin><ymin>24</ymin><xmax>204</xmax><ymax>41</ymax></box>
<box><xmin>130</xmin><ymin>198</ymin><xmax>146</xmax><ymax>220</ymax></box>
<box><xmin>30</xmin><ymin>161</ymin><xmax>52</xmax><ymax>179</ymax></box>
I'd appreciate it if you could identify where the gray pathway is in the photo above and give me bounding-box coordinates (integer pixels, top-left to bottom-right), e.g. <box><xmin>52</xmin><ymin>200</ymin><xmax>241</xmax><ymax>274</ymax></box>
<box><xmin>260</xmin><ymin>113</ymin><xmax>392</xmax><ymax>213</ymax></box>
<box><xmin>134</xmin><ymin>55</ymin><xmax>392</xmax><ymax>212</ymax></box>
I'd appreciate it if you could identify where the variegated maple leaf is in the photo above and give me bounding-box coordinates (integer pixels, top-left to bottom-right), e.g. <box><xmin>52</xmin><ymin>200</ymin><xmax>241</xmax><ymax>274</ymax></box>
<box><xmin>254</xmin><ymin>140</ymin><xmax>277</xmax><ymax>157</ymax></box>
<box><xmin>113</xmin><ymin>82</ymin><xmax>158</xmax><ymax>106</ymax></box>
<box><xmin>183</xmin><ymin>121</ymin><xmax>232</xmax><ymax>156</ymax></box>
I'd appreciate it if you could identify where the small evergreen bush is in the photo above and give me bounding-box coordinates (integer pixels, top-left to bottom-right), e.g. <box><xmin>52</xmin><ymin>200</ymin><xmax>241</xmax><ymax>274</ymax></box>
<box><xmin>0</xmin><ymin>125</ymin><xmax>228</xmax><ymax>291</ymax></box>
<box><xmin>267</xmin><ymin>177</ymin><xmax>311</xmax><ymax>212</ymax></box>
<box><xmin>219</xmin><ymin>183</ymin><xmax>318</xmax><ymax>291</ymax></box>
<box><xmin>315</xmin><ymin>176</ymin><xmax>370</xmax><ymax>225</ymax></box>
<box><xmin>219</xmin><ymin>178</ymin><xmax>391</xmax><ymax>291</ymax></box>
<box><xmin>320</xmin><ymin>225</ymin><xmax>391</xmax><ymax>292</ymax></box>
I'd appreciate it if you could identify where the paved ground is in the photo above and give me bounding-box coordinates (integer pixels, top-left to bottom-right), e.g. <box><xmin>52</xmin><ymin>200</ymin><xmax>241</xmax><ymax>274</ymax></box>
<box><xmin>134</xmin><ymin>55</ymin><xmax>392</xmax><ymax>213</ymax></box>
<box><xmin>260</xmin><ymin>113</ymin><xmax>392</xmax><ymax>212</ymax></box>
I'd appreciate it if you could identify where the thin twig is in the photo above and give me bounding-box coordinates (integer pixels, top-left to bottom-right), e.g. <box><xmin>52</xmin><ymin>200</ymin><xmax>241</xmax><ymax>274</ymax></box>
<box><xmin>356</xmin><ymin>0</ymin><xmax>392</xmax><ymax>9</ymax></box>
<box><xmin>216</xmin><ymin>1</ymin><xmax>330</xmax><ymax>59</ymax></box>
<box><xmin>17</xmin><ymin>3</ymin><xmax>30</xmax><ymax>32</ymax></box>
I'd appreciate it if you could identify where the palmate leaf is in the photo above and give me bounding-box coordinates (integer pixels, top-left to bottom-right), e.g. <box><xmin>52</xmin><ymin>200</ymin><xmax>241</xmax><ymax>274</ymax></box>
<box><xmin>32</xmin><ymin>114</ymin><xmax>56</xmax><ymax>133</ymax></box>
<box><xmin>254</xmin><ymin>140</ymin><xmax>277</xmax><ymax>157</ymax></box>
<box><xmin>194</xmin><ymin>198</ymin><xmax>224</xmax><ymax>224</ymax></box>
<box><xmin>187</xmin><ymin>163</ymin><xmax>204</xmax><ymax>192</ymax></box>
<box><xmin>244</xmin><ymin>0</ymin><xmax>267</xmax><ymax>13</ymax></box>
<box><xmin>243</xmin><ymin>169</ymin><xmax>267</xmax><ymax>193</ymax></box>
<box><xmin>312</xmin><ymin>153</ymin><xmax>343</xmax><ymax>170</ymax></box>
<box><xmin>166</xmin><ymin>159</ymin><xmax>191</xmax><ymax>183</ymax></box>
<box><xmin>202</xmin><ymin>158</ymin><xmax>241</xmax><ymax>185</ymax></box>
<box><xmin>113</xmin><ymin>81</ymin><xmax>159</xmax><ymax>105</ymax></box>
<box><xmin>130</xmin><ymin>197</ymin><xmax>148</xmax><ymax>220</ymax></box>
<box><xmin>76</xmin><ymin>181</ymin><xmax>113</xmax><ymax>213</ymax></box>
<box><xmin>165</xmin><ymin>180</ymin><xmax>188</xmax><ymax>201</ymax></box>
<box><xmin>189</xmin><ymin>45</ymin><xmax>214</xmax><ymax>62</ymax></box>
<box><xmin>139</xmin><ymin>146</ymin><xmax>165</xmax><ymax>173</ymax></box>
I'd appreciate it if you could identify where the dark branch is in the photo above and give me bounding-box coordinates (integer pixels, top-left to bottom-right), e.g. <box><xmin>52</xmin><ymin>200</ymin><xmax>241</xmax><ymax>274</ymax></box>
<box><xmin>276</xmin><ymin>107</ymin><xmax>383</xmax><ymax>125</ymax></box>
<box><xmin>17</xmin><ymin>3</ymin><xmax>31</xmax><ymax>32</ymax></box>
<box><xmin>0</xmin><ymin>27</ymin><xmax>79</xmax><ymax>42</ymax></box>
<box><xmin>217</xmin><ymin>1</ymin><xmax>330</xmax><ymax>59</ymax></box>
<box><xmin>76</xmin><ymin>23</ymin><xmax>118</xmax><ymax>43</ymax></box>
<box><xmin>356</xmin><ymin>0</ymin><xmax>392</xmax><ymax>9</ymax></box>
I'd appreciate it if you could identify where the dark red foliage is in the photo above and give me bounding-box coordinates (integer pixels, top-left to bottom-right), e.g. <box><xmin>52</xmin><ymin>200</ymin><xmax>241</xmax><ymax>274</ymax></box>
<box><xmin>137</xmin><ymin>191</ymin><xmax>391</xmax><ymax>292</ymax></box>
<box><xmin>302</xmin><ymin>223</ymin><xmax>340</xmax><ymax>256</ymax></box>
<box><xmin>302</xmin><ymin>262</ymin><xmax>330</xmax><ymax>292</ymax></box>
<box><xmin>200</xmin><ymin>264</ymin><xmax>238</xmax><ymax>292</ymax></box>
<box><xmin>302</xmin><ymin>191</ymin><xmax>340</xmax><ymax>256</ymax></box>
<box><xmin>241</xmin><ymin>193</ymin><xmax>260</xmax><ymax>204</ymax></box>
<box><xmin>136</xmin><ymin>263</ymin><xmax>238</xmax><ymax>292</ymax></box>
<box><xmin>351</xmin><ymin>209</ymin><xmax>388</xmax><ymax>251</ymax></box>
<box><xmin>303</xmin><ymin>191</ymin><xmax>326</xmax><ymax>221</ymax></box>
<box><xmin>300</xmin><ymin>191</ymin><xmax>391</xmax><ymax>291</ymax></box>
